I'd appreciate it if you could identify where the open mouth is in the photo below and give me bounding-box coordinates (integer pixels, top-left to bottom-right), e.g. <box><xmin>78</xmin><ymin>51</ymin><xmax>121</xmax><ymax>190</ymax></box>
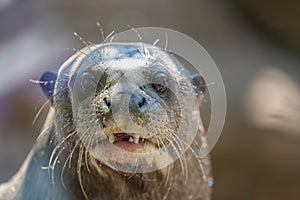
<box><xmin>107</xmin><ymin>133</ymin><xmax>149</xmax><ymax>153</ymax></box>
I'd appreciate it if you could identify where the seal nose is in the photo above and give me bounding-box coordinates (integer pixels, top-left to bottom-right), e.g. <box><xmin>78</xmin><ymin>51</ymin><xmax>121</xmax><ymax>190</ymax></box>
<box><xmin>130</xmin><ymin>91</ymin><xmax>147</xmax><ymax>112</ymax></box>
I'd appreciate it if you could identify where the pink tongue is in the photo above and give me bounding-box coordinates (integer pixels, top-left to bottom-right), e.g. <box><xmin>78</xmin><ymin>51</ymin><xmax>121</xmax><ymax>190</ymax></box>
<box><xmin>114</xmin><ymin>141</ymin><xmax>144</xmax><ymax>153</ymax></box>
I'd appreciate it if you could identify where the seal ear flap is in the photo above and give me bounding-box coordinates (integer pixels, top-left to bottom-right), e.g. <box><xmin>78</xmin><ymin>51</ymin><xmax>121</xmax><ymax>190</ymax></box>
<box><xmin>191</xmin><ymin>74</ymin><xmax>206</xmax><ymax>98</ymax></box>
<box><xmin>40</xmin><ymin>71</ymin><xmax>57</xmax><ymax>104</ymax></box>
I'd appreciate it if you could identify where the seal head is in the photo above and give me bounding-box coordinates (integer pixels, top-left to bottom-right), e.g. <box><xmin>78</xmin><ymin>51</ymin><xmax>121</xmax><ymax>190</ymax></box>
<box><xmin>1</xmin><ymin>42</ymin><xmax>211</xmax><ymax>200</ymax></box>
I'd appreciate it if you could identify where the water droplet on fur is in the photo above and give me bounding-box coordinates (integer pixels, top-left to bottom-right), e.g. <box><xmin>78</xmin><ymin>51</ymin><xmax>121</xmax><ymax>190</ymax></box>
<box><xmin>207</xmin><ymin>178</ymin><xmax>214</xmax><ymax>187</ymax></box>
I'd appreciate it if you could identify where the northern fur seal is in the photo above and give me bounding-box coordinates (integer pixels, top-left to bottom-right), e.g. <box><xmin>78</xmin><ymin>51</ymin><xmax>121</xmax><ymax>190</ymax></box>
<box><xmin>0</xmin><ymin>42</ymin><xmax>212</xmax><ymax>200</ymax></box>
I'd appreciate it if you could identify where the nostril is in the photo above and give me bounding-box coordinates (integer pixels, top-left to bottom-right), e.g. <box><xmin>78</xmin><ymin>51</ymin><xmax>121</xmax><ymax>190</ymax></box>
<box><xmin>138</xmin><ymin>97</ymin><xmax>146</xmax><ymax>108</ymax></box>
<box><xmin>104</xmin><ymin>97</ymin><xmax>111</xmax><ymax>108</ymax></box>
<box><xmin>130</xmin><ymin>92</ymin><xmax>148</xmax><ymax>111</ymax></box>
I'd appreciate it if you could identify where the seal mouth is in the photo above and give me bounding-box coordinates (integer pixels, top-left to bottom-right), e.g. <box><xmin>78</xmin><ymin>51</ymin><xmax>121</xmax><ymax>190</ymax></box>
<box><xmin>107</xmin><ymin>133</ymin><xmax>151</xmax><ymax>153</ymax></box>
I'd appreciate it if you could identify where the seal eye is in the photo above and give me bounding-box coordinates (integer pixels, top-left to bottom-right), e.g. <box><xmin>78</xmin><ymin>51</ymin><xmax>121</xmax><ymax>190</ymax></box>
<box><xmin>80</xmin><ymin>72</ymin><xmax>97</xmax><ymax>94</ymax></box>
<box><xmin>151</xmin><ymin>72</ymin><xmax>169</xmax><ymax>94</ymax></box>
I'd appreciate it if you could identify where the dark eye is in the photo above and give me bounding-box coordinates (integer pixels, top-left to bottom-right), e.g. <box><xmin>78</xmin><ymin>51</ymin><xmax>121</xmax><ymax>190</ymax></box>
<box><xmin>151</xmin><ymin>72</ymin><xmax>169</xmax><ymax>94</ymax></box>
<box><xmin>80</xmin><ymin>72</ymin><xmax>97</xmax><ymax>94</ymax></box>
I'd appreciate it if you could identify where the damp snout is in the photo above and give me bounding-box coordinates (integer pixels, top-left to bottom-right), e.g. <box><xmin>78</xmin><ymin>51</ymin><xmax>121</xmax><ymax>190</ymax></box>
<box><xmin>108</xmin><ymin>91</ymin><xmax>147</xmax><ymax>135</ymax></box>
<box><xmin>129</xmin><ymin>90</ymin><xmax>148</xmax><ymax>113</ymax></box>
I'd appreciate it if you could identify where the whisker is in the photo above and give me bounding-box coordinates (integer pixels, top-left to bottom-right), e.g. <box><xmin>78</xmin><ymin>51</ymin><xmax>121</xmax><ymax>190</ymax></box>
<box><xmin>153</xmin><ymin>39</ymin><xmax>160</xmax><ymax>46</ymax></box>
<box><xmin>32</xmin><ymin>98</ymin><xmax>51</xmax><ymax>125</ymax></box>
<box><xmin>68</xmin><ymin>140</ymin><xmax>80</xmax><ymax>168</ymax></box>
<box><xmin>154</xmin><ymin>136</ymin><xmax>171</xmax><ymax>187</ymax></box>
<box><xmin>103</xmin><ymin>30</ymin><xmax>115</xmax><ymax>43</ymax></box>
<box><xmin>70</xmin><ymin>46</ymin><xmax>98</xmax><ymax>65</ymax></box>
<box><xmin>125</xmin><ymin>157</ymin><xmax>141</xmax><ymax>181</ymax></box>
<box><xmin>83</xmin><ymin>136</ymin><xmax>92</xmax><ymax>173</ymax></box>
<box><xmin>127</xmin><ymin>24</ymin><xmax>145</xmax><ymax>55</ymax></box>
<box><xmin>109</xmin><ymin>33</ymin><xmax>116</xmax><ymax>44</ymax></box>
<box><xmin>77</xmin><ymin>144</ymin><xmax>89</xmax><ymax>200</ymax></box>
<box><xmin>61</xmin><ymin>149</ymin><xmax>72</xmax><ymax>189</ymax></box>
<box><xmin>96</xmin><ymin>21</ymin><xmax>105</xmax><ymax>42</ymax></box>
<box><xmin>166</xmin><ymin>133</ymin><xmax>188</xmax><ymax>182</ymax></box>
<box><xmin>163</xmin><ymin>136</ymin><xmax>185</xmax><ymax>176</ymax></box>
<box><xmin>73</xmin><ymin>32</ymin><xmax>94</xmax><ymax>47</ymax></box>
<box><xmin>164</xmin><ymin>32</ymin><xmax>168</xmax><ymax>51</ymax></box>
<box><xmin>179</xmin><ymin>138</ymin><xmax>209</xmax><ymax>183</ymax></box>
<box><xmin>162</xmin><ymin>165</ymin><xmax>174</xmax><ymax>200</ymax></box>
<box><xmin>51</xmin><ymin>145</ymin><xmax>67</xmax><ymax>186</ymax></box>
<box><xmin>48</xmin><ymin>131</ymin><xmax>76</xmax><ymax>169</ymax></box>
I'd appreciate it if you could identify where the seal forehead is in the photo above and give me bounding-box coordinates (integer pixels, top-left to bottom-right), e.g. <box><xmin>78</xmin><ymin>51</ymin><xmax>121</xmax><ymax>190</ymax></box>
<box><xmin>103</xmin><ymin>57</ymin><xmax>149</xmax><ymax>71</ymax></box>
<box><xmin>97</xmin><ymin>44</ymin><xmax>179</xmax><ymax>79</ymax></box>
<box><xmin>59</xmin><ymin>43</ymin><xmax>176</xmax><ymax>77</ymax></box>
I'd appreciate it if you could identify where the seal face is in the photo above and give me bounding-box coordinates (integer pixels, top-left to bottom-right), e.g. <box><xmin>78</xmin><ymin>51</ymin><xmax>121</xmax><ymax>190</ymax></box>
<box><xmin>0</xmin><ymin>42</ymin><xmax>211</xmax><ymax>200</ymax></box>
<box><xmin>54</xmin><ymin>43</ymin><xmax>203</xmax><ymax>173</ymax></box>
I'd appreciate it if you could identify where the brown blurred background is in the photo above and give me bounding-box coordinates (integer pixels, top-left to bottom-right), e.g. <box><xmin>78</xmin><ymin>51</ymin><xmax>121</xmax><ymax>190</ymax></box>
<box><xmin>0</xmin><ymin>0</ymin><xmax>300</xmax><ymax>199</ymax></box>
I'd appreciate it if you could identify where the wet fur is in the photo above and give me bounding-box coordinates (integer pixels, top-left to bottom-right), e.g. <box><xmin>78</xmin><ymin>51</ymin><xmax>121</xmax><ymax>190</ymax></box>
<box><xmin>0</xmin><ymin>42</ymin><xmax>211</xmax><ymax>200</ymax></box>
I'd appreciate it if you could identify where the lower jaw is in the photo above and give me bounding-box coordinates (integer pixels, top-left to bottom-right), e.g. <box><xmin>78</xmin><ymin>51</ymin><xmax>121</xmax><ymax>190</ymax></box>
<box><xmin>87</xmin><ymin>141</ymin><xmax>172</xmax><ymax>173</ymax></box>
<box><xmin>88</xmin><ymin>140</ymin><xmax>157</xmax><ymax>160</ymax></box>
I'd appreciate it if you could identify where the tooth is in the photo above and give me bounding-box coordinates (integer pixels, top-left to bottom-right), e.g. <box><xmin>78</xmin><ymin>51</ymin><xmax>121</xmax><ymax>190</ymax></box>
<box><xmin>129</xmin><ymin>137</ymin><xmax>134</xmax><ymax>143</ymax></box>
<box><xmin>108</xmin><ymin>135</ymin><xmax>115</xmax><ymax>143</ymax></box>
<box><xmin>133</xmin><ymin>135</ymin><xmax>140</xmax><ymax>144</ymax></box>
